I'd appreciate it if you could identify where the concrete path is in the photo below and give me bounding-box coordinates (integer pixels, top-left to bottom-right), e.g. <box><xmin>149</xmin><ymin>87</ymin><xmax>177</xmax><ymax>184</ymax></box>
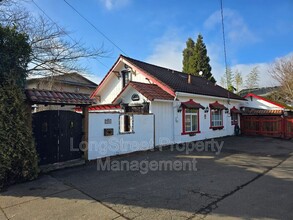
<box><xmin>0</xmin><ymin>136</ymin><xmax>292</xmax><ymax>220</ymax></box>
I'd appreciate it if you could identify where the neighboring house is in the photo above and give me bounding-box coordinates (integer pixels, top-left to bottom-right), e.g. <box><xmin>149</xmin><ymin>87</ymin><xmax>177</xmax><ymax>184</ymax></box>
<box><xmin>26</xmin><ymin>73</ymin><xmax>97</xmax><ymax>111</ymax></box>
<box><xmin>238</xmin><ymin>86</ymin><xmax>280</xmax><ymax>97</ymax></box>
<box><xmin>240</xmin><ymin>93</ymin><xmax>286</xmax><ymax>116</ymax></box>
<box><xmin>87</xmin><ymin>55</ymin><xmax>246</xmax><ymax>160</ymax></box>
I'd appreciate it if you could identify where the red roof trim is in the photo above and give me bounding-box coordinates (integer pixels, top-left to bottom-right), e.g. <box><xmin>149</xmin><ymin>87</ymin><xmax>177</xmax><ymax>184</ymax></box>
<box><xmin>181</xmin><ymin>99</ymin><xmax>205</xmax><ymax>109</ymax></box>
<box><xmin>244</xmin><ymin>93</ymin><xmax>285</xmax><ymax>109</ymax></box>
<box><xmin>230</xmin><ymin>106</ymin><xmax>241</xmax><ymax>114</ymax></box>
<box><xmin>112</xmin><ymin>83</ymin><xmax>132</xmax><ymax>104</ymax></box>
<box><xmin>90</xmin><ymin>56</ymin><xmax>122</xmax><ymax>98</ymax></box>
<box><xmin>121</xmin><ymin>56</ymin><xmax>175</xmax><ymax>97</ymax></box>
<box><xmin>209</xmin><ymin>101</ymin><xmax>227</xmax><ymax>110</ymax></box>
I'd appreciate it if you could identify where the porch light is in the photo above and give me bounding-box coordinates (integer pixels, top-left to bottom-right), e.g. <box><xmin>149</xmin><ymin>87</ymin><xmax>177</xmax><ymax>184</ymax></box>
<box><xmin>177</xmin><ymin>106</ymin><xmax>182</xmax><ymax>113</ymax></box>
<box><xmin>225</xmin><ymin>109</ymin><xmax>229</xmax><ymax>114</ymax></box>
<box><xmin>204</xmin><ymin>106</ymin><xmax>209</xmax><ymax>113</ymax></box>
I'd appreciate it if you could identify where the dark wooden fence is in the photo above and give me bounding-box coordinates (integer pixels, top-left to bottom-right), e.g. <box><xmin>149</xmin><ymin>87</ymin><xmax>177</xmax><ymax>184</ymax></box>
<box><xmin>241</xmin><ymin>116</ymin><xmax>293</xmax><ymax>139</ymax></box>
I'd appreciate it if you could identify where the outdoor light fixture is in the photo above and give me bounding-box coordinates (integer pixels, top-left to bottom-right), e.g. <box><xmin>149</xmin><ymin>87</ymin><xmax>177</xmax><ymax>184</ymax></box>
<box><xmin>204</xmin><ymin>106</ymin><xmax>209</xmax><ymax>113</ymax></box>
<box><xmin>177</xmin><ymin>106</ymin><xmax>182</xmax><ymax>113</ymax></box>
<box><xmin>225</xmin><ymin>109</ymin><xmax>229</xmax><ymax>114</ymax></box>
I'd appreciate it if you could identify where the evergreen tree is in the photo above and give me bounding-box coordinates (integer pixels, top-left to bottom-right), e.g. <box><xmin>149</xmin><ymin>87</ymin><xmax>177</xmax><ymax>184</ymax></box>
<box><xmin>0</xmin><ymin>26</ymin><xmax>38</xmax><ymax>189</ymax></box>
<box><xmin>182</xmin><ymin>38</ymin><xmax>195</xmax><ymax>74</ymax></box>
<box><xmin>182</xmin><ymin>34</ymin><xmax>216</xmax><ymax>83</ymax></box>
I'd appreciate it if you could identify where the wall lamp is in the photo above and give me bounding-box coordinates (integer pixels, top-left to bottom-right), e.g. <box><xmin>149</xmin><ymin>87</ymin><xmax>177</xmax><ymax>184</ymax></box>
<box><xmin>204</xmin><ymin>106</ymin><xmax>209</xmax><ymax>113</ymax></box>
<box><xmin>225</xmin><ymin>109</ymin><xmax>229</xmax><ymax>114</ymax></box>
<box><xmin>177</xmin><ymin>106</ymin><xmax>182</xmax><ymax>113</ymax></box>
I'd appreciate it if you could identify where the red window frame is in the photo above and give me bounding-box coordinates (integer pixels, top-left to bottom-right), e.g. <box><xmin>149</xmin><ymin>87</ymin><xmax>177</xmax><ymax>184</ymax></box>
<box><xmin>210</xmin><ymin>109</ymin><xmax>224</xmax><ymax>130</ymax></box>
<box><xmin>181</xmin><ymin>107</ymin><xmax>201</xmax><ymax>135</ymax></box>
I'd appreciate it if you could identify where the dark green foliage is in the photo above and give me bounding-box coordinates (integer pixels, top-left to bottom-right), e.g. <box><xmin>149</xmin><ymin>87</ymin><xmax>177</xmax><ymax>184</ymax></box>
<box><xmin>182</xmin><ymin>34</ymin><xmax>216</xmax><ymax>83</ymax></box>
<box><xmin>0</xmin><ymin>25</ymin><xmax>38</xmax><ymax>190</ymax></box>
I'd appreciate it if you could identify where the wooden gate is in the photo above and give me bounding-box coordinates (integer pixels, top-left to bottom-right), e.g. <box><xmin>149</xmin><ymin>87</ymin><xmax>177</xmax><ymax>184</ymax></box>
<box><xmin>33</xmin><ymin>110</ymin><xmax>83</xmax><ymax>165</ymax></box>
<box><xmin>241</xmin><ymin>115</ymin><xmax>293</xmax><ymax>139</ymax></box>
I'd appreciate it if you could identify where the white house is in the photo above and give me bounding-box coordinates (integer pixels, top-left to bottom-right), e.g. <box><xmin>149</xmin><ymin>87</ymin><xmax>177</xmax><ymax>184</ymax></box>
<box><xmin>87</xmin><ymin>55</ymin><xmax>246</xmax><ymax>160</ymax></box>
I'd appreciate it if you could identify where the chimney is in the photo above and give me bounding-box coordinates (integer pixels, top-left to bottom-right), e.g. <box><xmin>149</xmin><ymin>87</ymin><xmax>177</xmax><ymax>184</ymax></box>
<box><xmin>188</xmin><ymin>74</ymin><xmax>191</xmax><ymax>84</ymax></box>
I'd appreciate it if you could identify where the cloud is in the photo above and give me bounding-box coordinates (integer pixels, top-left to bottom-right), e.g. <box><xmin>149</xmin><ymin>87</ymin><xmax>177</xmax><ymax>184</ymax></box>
<box><xmin>204</xmin><ymin>8</ymin><xmax>259</xmax><ymax>46</ymax></box>
<box><xmin>99</xmin><ymin>0</ymin><xmax>130</xmax><ymax>10</ymax></box>
<box><xmin>145</xmin><ymin>29</ymin><xmax>185</xmax><ymax>71</ymax></box>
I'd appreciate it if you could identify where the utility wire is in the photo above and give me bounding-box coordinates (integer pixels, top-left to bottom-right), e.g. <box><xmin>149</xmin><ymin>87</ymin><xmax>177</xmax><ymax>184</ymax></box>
<box><xmin>220</xmin><ymin>0</ymin><xmax>230</xmax><ymax>102</ymax></box>
<box><xmin>63</xmin><ymin>0</ymin><xmax>128</xmax><ymax>56</ymax></box>
<box><xmin>31</xmin><ymin>0</ymin><xmax>110</xmax><ymax>69</ymax></box>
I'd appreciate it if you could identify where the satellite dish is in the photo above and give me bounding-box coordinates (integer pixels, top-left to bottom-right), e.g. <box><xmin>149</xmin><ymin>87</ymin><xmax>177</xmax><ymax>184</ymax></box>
<box><xmin>199</xmin><ymin>71</ymin><xmax>203</xmax><ymax>76</ymax></box>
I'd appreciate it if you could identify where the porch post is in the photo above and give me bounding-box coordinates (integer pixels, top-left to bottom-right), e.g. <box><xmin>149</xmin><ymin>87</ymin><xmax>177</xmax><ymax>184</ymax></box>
<box><xmin>82</xmin><ymin>106</ymin><xmax>89</xmax><ymax>161</ymax></box>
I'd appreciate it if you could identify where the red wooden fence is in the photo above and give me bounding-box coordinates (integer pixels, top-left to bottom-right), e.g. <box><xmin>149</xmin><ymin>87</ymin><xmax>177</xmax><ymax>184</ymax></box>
<box><xmin>241</xmin><ymin>116</ymin><xmax>293</xmax><ymax>139</ymax></box>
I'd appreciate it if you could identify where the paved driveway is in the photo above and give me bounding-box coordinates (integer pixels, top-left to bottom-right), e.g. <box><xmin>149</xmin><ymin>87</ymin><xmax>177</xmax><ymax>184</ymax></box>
<box><xmin>1</xmin><ymin>136</ymin><xmax>293</xmax><ymax>220</ymax></box>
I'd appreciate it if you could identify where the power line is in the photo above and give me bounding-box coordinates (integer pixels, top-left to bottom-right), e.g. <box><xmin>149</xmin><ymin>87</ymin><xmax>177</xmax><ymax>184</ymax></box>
<box><xmin>31</xmin><ymin>0</ymin><xmax>110</xmax><ymax>70</ymax></box>
<box><xmin>220</xmin><ymin>0</ymin><xmax>230</xmax><ymax>102</ymax></box>
<box><xmin>63</xmin><ymin>0</ymin><xmax>128</xmax><ymax>56</ymax></box>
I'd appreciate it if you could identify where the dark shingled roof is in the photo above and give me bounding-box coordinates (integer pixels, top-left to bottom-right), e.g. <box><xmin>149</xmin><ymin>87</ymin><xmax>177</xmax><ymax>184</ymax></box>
<box><xmin>122</xmin><ymin>55</ymin><xmax>245</xmax><ymax>101</ymax></box>
<box><xmin>26</xmin><ymin>89</ymin><xmax>94</xmax><ymax>105</ymax></box>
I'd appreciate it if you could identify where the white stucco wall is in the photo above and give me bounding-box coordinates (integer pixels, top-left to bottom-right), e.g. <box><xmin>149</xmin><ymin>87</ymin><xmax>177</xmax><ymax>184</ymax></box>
<box><xmin>88</xmin><ymin>113</ymin><xmax>154</xmax><ymax>160</ymax></box>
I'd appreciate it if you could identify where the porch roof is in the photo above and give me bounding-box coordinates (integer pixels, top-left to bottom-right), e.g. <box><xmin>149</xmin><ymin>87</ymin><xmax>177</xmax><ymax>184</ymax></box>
<box><xmin>209</xmin><ymin>101</ymin><xmax>228</xmax><ymax>110</ymax></box>
<box><xmin>26</xmin><ymin>89</ymin><xmax>94</xmax><ymax>106</ymax></box>
<box><xmin>181</xmin><ymin>99</ymin><xmax>205</xmax><ymax>109</ymax></box>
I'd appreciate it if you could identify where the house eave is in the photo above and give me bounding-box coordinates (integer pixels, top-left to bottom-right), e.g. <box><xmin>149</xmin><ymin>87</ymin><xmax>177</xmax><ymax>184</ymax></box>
<box><xmin>175</xmin><ymin>92</ymin><xmax>246</xmax><ymax>102</ymax></box>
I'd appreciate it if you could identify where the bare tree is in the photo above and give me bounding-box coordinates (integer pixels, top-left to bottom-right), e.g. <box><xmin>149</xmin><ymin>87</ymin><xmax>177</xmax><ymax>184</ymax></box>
<box><xmin>269</xmin><ymin>56</ymin><xmax>293</xmax><ymax>103</ymax></box>
<box><xmin>0</xmin><ymin>0</ymin><xmax>106</xmax><ymax>77</ymax></box>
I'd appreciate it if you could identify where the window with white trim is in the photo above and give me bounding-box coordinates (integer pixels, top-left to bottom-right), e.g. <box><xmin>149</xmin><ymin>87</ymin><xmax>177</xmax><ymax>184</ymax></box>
<box><xmin>119</xmin><ymin>114</ymin><xmax>133</xmax><ymax>133</ymax></box>
<box><xmin>211</xmin><ymin>109</ymin><xmax>223</xmax><ymax>127</ymax></box>
<box><xmin>184</xmin><ymin>109</ymin><xmax>199</xmax><ymax>133</ymax></box>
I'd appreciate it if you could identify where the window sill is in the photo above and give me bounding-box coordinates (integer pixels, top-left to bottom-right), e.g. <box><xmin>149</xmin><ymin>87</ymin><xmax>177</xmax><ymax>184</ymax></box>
<box><xmin>119</xmin><ymin>131</ymin><xmax>135</xmax><ymax>135</ymax></box>
<box><xmin>181</xmin><ymin>131</ymin><xmax>201</xmax><ymax>136</ymax></box>
<box><xmin>209</xmin><ymin>126</ymin><xmax>224</xmax><ymax>130</ymax></box>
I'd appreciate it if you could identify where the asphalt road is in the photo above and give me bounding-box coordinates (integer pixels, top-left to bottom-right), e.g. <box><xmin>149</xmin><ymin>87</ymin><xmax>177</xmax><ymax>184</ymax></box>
<box><xmin>1</xmin><ymin>136</ymin><xmax>292</xmax><ymax>220</ymax></box>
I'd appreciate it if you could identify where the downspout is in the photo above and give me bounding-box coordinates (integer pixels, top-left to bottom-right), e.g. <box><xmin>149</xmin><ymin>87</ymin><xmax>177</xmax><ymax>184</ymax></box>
<box><xmin>173</xmin><ymin>93</ymin><xmax>178</xmax><ymax>144</ymax></box>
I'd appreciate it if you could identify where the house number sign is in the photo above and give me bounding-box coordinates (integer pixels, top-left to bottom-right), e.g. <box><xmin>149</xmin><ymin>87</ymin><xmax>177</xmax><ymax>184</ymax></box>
<box><xmin>104</xmin><ymin>119</ymin><xmax>112</xmax><ymax>124</ymax></box>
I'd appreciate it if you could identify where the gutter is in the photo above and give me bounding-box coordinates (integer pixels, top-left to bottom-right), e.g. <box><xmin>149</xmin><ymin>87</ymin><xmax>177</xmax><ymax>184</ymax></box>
<box><xmin>175</xmin><ymin>92</ymin><xmax>246</xmax><ymax>102</ymax></box>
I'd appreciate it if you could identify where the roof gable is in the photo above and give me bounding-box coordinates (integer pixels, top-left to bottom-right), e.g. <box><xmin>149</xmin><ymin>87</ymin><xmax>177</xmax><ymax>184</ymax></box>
<box><xmin>112</xmin><ymin>82</ymin><xmax>174</xmax><ymax>104</ymax></box>
<box><xmin>244</xmin><ymin>93</ymin><xmax>285</xmax><ymax>109</ymax></box>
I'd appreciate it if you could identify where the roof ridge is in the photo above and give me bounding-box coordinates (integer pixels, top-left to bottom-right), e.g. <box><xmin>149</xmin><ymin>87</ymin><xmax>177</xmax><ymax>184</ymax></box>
<box><xmin>121</xmin><ymin>55</ymin><xmax>205</xmax><ymax>79</ymax></box>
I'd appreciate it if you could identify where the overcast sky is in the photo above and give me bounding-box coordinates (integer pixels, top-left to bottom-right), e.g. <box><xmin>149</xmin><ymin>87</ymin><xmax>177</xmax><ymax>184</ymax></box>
<box><xmin>25</xmin><ymin>0</ymin><xmax>293</xmax><ymax>88</ymax></box>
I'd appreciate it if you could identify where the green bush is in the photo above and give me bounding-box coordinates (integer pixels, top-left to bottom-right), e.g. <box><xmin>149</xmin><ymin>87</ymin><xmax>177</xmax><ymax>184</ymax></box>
<box><xmin>0</xmin><ymin>25</ymin><xmax>39</xmax><ymax>190</ymax></box>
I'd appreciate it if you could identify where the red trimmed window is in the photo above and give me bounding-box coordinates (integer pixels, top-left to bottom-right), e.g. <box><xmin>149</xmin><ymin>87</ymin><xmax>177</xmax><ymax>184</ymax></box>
<box><xmin>210</xmin><ymin>109</ymin><xmax>224</xmax><ymax>129</ymax></box>
<box><xmin>182</xmin><ymin>108</ymin><xmax>200</xmax><ymax>134</ymax></box>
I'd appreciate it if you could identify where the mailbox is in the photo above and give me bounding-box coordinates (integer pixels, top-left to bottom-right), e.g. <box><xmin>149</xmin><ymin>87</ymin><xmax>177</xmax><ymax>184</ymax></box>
<box><xmin>104</xmin><ymin>128</ymin><xmax>114</xmax><ymax>136</ymax></box>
